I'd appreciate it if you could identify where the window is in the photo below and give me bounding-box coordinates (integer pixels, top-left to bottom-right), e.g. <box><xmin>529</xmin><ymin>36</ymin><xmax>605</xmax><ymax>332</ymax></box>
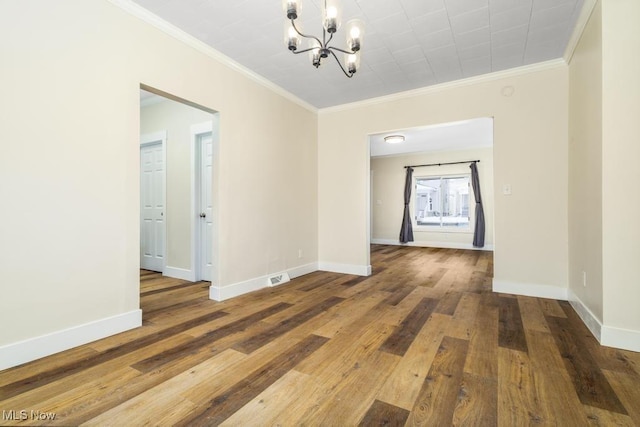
<box><xmin>415</xmin><ymin>175</ymin><xmax>470</xmax><ymax>229</ymax></box>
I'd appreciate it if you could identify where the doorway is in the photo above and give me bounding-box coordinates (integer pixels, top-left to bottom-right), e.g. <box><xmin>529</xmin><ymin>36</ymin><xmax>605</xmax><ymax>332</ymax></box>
<box><xmin>368</xmin><ymin>118</ymin><xmax>494</xmax><ymax>255</ymax></box>
<box><xmin>139</xmin><ymin>86</ymin><xmax>219</xmax><ymax>304</ymax></box>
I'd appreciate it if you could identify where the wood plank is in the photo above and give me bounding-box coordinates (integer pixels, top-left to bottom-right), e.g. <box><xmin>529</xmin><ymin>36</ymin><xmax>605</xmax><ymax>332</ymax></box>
<box><xmin>312</xmin><ymin>351</ymin><xmax>400</xmax><ymax>425</ymax></box>
<box><xmin>2</xmin><ymin>333</ymin><xmax>199</xmax><ymax>424</ymax></box>
<box><xmin>603</xmin><ymin>369</ymin><xmax>640</xmax><ymax>422</ymax></box>
<box><xmin>464</xmin><ymin>300</ymin><xmax>499</xmax><ymax>378</ymax></box>
<box><xmin>382</xmin><ymin>284</ymin><xmax>416</xmax><ymax>306</ymax></box>
<box><xmin>358</xmin><ymin>400</ymin><xmax>410</xmax><ymax>427</ymax></box>
<box><xmin>131</xmin><ymin>302</ymin><xmax>291</xmax><ymax>373</ymax></box>
<box><xmin>313</xmin><ymin>291</ymin><xmax>389</xmax><ymax>338</ymax></box>
<box><xmin>498</xmin><ymin>296</ymin><xmax>528</xmax><ymax>353</ymax></box>
<box><xmin>217</xmin><ymin>370</ymin><xmax>311</xmax><ymax>427</ymax></box>
<box><xmin>538</xmin><ymin>298</ymin><xmax>567</xmax><ymax>318</ymax></box>
<box><xmin>525</xmin><ymin>329</ymin><xmax>590</xmax><ymax>424</ymax></box>
<box><xmin>82</xmin><ymin>349</ymin><xmax>246</xmax><ymax>427</ymax></box>
<box><xmin>497</xmin><ymin>347</ymin><xmax>548</xmax><ymax>425</ymax></box>
<box><xmin>583</xmin><ymin>404</ymin><xmax>636</xmax><ymax>426</ymax></box>
<box><xmin>0</xmin><ymin>310</ymin><xmax>229</xmax><ymax>400</ymax></box>
<box><xmin>446</xmin><ymin>292</ymin><xmax>481</xmax><ymax>340</ymax></box>
<box><xmin>434</xmin><ymin>290</ymin><xmax>463</xmax><ymax>315</ymax></box>
<box><xmin>452</xmin><ymin>372</ymin><xmax>497</xmax><ymax>426</ymax></box>
<box><xmin>376</xmin><ymin>313</ymin><xmax>449</xmax><ymax>410</ymax></box>
<box><xmin>378</xmin><ymin>297</ymin><xmax>439</xmax><ymax>356</ymax></box>
<box><xmin>231</xmin><ymin>296</ymin><xmax>344</xmax><ymax>354</ymax></box>
<box><xmin>517</xmin><ymin>295</ymin><xmax>551</xmax><ymax>333</ymax></box>
<box><xmin>175</xmin><ymin>334</ymin><xmax>329</xmax><ymax>426</ymax></box>
<box><xmin>546</xmin><ymin>316</ymin><xmax>627</xmax><ymax>414</ymax></box>
<box><xmin>405</xmin><ymin>336</ymin><xmax>469</xmax><ymax>426</ymax></box>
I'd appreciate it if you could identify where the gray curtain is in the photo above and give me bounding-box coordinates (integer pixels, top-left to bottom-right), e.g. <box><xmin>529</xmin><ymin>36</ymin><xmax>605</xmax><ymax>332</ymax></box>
<box><xmin>470</xmin><ymin>162</ymin><xmax>485</xmax><ymax>247</ymax></box>
<box><xmin>399</xmin><ymin>167</ymin><xmax>414</xmax><ymax>243</ymax></box>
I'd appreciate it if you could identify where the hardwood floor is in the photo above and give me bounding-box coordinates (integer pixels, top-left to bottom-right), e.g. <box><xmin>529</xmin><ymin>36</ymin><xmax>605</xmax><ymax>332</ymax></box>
<box><xmin>1</xmin><ymin>245</ymin><xmax>639</xmax><ymax>426</ymax></box>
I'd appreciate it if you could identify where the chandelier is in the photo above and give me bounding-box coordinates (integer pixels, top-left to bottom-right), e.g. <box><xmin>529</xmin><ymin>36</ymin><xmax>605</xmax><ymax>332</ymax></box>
<box><xmin>283</xmin><ymin>0</ymin><xmax>364</xmax><ymax>78</ymax></box>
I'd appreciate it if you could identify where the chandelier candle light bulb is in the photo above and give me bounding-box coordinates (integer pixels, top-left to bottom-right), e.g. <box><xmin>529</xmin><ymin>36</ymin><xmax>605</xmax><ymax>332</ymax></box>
<box><xmin>285</xmin><ymin>23</ymin><xmax>300</xmax><ymax>51</ymax></box>
<box><xmin>346</xmin><ymin>19</ymin><xmax>364</xmax><ymax>52</ymax></box>
<box><xmin>283</xmin><ymin>0</ymin><xmax>300</xmax><ymax>19</ymax></box>
<box><xmin>309</xmin><ymin>40</ymin><xmax>322</xmax><ymax>67</ymax></box>
<box><xmin>283</xmin><ymin>0</ymin><xmax>363</xmax><ymax>77</ymax></box>
<box><xmin>346</xmin><ymin>54</ymin><xmax>359</xmax><ymax>74</ymax></box>
<box><xmin>323</xmin><ymin>2</ymin><xmax>340</xmax><ymax>33</ymax></box>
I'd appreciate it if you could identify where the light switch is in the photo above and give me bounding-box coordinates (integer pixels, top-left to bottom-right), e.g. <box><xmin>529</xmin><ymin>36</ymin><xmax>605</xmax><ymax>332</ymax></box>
<box><xmin>503</xmin><ymin>184</ymin><xmax>512</xmax><ymax>195</ymax></box>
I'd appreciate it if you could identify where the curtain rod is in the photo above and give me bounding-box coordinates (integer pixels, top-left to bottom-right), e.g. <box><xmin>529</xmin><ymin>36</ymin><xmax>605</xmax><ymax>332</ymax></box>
<box><xmin>404</xmin><ymin>160</ymin><xmax>480</xmax><ymax>169</ymax></box>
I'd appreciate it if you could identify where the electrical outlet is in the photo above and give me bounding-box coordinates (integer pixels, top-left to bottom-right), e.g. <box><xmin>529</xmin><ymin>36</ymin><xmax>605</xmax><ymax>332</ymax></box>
<box><xmin>298</xmin><ymin>249</ymin><xmax>303</xmax><ymax>259</ymax></box>
<box><xmin>582</xmin><ymin>271</ymin><xmax>587</xmax><ymax>287</ymax></box>
<box><xmin>503</xmin><ymin>184</ymin><xmax>512</xmax><ymax>195</ymax></box>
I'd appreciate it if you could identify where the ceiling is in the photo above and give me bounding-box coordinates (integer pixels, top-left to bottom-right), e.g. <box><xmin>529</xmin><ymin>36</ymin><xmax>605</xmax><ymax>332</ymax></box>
<box><xmin>131</xmin><ymin>0</ymin><xmax>585</xmax><ymax>109</ymax></box>
<box><xmin>369</xmin><ymin>117</ymin><xmax>493</xmax><ymax>157</ymax></box>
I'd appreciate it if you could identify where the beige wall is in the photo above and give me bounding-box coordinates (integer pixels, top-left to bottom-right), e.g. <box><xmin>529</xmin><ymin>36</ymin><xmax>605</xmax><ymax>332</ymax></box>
<box><xmin>319</xmin><ymin>65</ymin><xmax>569</xmax><ymax>290</ymax></box>
<box><xmin>371</xmin><ymin>147</ymin><xmax>494</xmax><ymax>249</ymax></box>
<box><xmin>601</xmin><ymin>0</ymin><xmax>640</xmax><ymax>333</ymax></box>
<box><xmin>140</xmin><ymin>99</ymin><xmax>214</xmax><ymax>271</ymax></box>
<box><xmin>0</xmin><ymin>0</ymin><xmax>317</xmax><ymax>346</ymax></box>
<box><xmin>568</xmin><ymin>2</ymin><xmax>603</xmax><ymax>322</ymax></box>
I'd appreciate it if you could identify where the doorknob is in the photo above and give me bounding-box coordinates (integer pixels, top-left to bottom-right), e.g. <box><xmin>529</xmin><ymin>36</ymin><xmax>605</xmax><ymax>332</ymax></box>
<box><xmin>199</xmin><ymin>213</ymin><xmax>206</xmax><ymax>218</ymax></box>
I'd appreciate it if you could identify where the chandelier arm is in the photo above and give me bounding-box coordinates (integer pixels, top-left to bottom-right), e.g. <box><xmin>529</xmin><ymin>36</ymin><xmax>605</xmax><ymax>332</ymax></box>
<box><xmin>290</xmin><ymin>19</ymin><xmax>323</xmax><ymax>47</ymax></box>
<box><xmin>328</xmin><ymin>49</ymin><xmax>354</xmax><ymax>78</ymax></box>
<box><xmin>291</xmin><ymin>47</ymin><xmax>318</xmax><ymax>54</ymax></box>
<box><xmin>326</xmin><ymin>31</ymin><xmax>334</xmax><ymax>47</ymax></box>
<box><xmin>328</xmin><ymin>46</ymin><xmax>356</xmax><ymax>55</ymax></box>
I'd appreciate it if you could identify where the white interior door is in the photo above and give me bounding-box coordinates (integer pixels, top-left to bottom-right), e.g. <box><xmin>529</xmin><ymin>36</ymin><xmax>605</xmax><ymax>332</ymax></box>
<box><xmin>140</xmin><ymin>142</ymin><xmax>165</xmax><ymax>272</ymax></box>
<box><xmin>199</xmin><ymin>133</ymin><xmax>213</xmax><ymax>281</ymax></box>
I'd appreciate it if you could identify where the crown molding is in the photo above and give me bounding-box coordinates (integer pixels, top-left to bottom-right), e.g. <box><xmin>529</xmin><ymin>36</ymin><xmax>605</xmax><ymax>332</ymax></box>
<box><xmin>106</xmin><ymin>0</ymin><xmax>317</xmax><ymax>113</ymax></box>
<box><xmin>319</xmin><ymin>58</ymin><xmax>567</xmax><ymax>114</ymax></box>
<box><xmin>563</xmin><ymin>0</ymin><xmax>598</xmax><ymax>64</ymax></box>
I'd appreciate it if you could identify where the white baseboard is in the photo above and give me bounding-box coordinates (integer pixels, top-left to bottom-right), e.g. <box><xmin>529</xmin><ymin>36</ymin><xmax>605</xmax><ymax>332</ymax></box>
<box><xmin>568</xmin><ymin>289</ymin><xmax>602</xmax><ymax>342</ymax></box>
<box><xmin>371</xmin><ymin>238</ymin><xmax>494</xmax><ymax>251</ymax></box>
<box><xmin>210</xmin><ymin>262</ymin><xmax>319</xmax><ymax>302</ymax></box>
<box><xmin>567</xmin><ymin>289</ymin><xmax>640</xmax><ymax>352</ymax></box>
<box><xmin>492</xmin><ymin>279</ymin><xmax>569</xmax><ymax>300</ymax></box>
<box><xmin>0</xmin><ymin>310</ymin><xmax>142</xmax><ymax>371</ymax></box>
<box><xmin>318</xmin><ymin>262</ymin><xmax>371</xmax><ymax>276</ymax></box>
<box><xmin>602</xmin><ymin>326</ymin><xmax>640</xmax><ymax>353</ymax></box>
<box><xmin>164</xmin><ymin>266</ymin><xmax>196</xmax><ymax>282</ymax></box>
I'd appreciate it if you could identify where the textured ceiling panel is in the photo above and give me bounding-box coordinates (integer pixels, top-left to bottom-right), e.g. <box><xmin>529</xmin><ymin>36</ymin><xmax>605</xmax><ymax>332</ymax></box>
<box><xmin>132</xmin><ymin>0</ymin><xmax>584</xmax><ymax>108</ymax></box>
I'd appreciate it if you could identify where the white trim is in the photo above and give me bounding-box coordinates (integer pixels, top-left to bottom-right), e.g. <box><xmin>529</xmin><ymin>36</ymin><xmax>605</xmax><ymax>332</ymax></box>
<box><xmin>106</xmin><ymin>0</ymin><xmax>316</xmax><ymax>113</ymax></box>
<box><xmin>318</xmin><ymin>262</ymin><xmax>372</xmax><ymax>276</ymax></box>
<box><xmin>492</xmin><ymin>279</ymin><xmax>569</xmax><ymax>300</ymax></box>
<box><xmin>0</xmin><ymin>310</ymin><xmax>142</xmax><ymax>371</ymax></box>
<box><xmin>567</xmin><ymin>289</ymin><xmax>640</xmax><ymax>352</ymax></box>
<box><xmin>371</xmin><ymin>238</ymin><xmax>494</xmax><ymax>251</ymax></box>
<box><xmin>567</xmin><ymin>289</ymin><xmax>602</xmax><ymax>341</ymax></box>
<box><xmin>140</xmin><ymin>132</ymin><xmax>167</xmax><ymax>274</ymax></box>
<box><xmin>163</xmin><ymin>266</ymin><xmax>196</xmax><ymax>282</ymax></box>
<box><xmin>140</xmin><ymin>130</ymin><xmax>167</xmax><ymax>146</ymax></box>
<box><xmin>563</xmin><ymin>0</ymin><xmax>598</xmax><ymax>64</ymax></box>
<box><xmin>209</xmin><ymin>263</ymin><xmax>319</xmax><ymax>301</ymax></box>
<box><xmin>320</xmin><ymin>59</ymin><xmax>566</xmax><ymax>114</ymax></box>
<box><xmin>602</xmin><ymin>326</ymin><xmax>640</xmax><ymax>353</ymax></box>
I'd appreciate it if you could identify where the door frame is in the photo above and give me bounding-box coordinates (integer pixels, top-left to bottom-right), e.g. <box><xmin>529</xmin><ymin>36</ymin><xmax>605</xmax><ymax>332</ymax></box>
<box><xmin>140</xmin><ymin>131</ymin><xmax>167</xmax><ymax>274</ymax></box>
<box><xmin>190</xmin><ymin>119</ymin><xmax>219</xmax><ymax>282</ymax></box>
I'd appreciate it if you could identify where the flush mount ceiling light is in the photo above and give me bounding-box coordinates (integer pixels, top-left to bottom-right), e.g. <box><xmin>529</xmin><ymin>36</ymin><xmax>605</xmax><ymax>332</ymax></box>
<box><xmin>384</xmin><ymin>135</ymin><xmax>405</xmax><ymax>144</ymax></box>
<box><xmin>283</xmin><ymin>0</ymin><xmax>364</xmax><ymax>78</ymax></box>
